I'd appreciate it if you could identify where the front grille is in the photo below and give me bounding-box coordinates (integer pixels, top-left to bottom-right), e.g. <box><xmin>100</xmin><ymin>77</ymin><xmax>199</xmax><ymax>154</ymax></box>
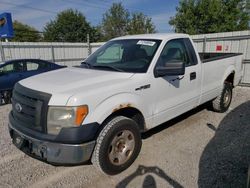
<box><xmin>11</xmin><ymin>83</ymin><xmax>51</xmax><ymax>133</ymax></box>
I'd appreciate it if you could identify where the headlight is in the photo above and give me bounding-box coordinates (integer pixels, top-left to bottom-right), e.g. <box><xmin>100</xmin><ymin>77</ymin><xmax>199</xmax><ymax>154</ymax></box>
<box><xmin>47</xmin><ymin>105</ymin><xmax>88</xmax><ymax>135</ymax></box>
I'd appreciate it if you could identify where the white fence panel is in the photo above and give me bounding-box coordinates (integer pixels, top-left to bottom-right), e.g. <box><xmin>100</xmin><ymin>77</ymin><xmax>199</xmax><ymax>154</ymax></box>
<box><xmin>242</xmin><ymin>63</ymin><xmax>250</xmax><ymax>83</ymax></box>
<box><xmin>0</xmin><ymin>30</ymin><xmax>249</xmax><ymax>84</ymax></box>
<box><xmin>0</xmin><ymin>42</ymin><xmax>90</xmax><ymax>67</ymax></box>
<box><xmin>191</xmin><ymin>30</ymin><xmax>250</xmax><ymax>85</ymax></box>
<box><xmin>90</xmin><ymin>42</ymin><xmax>105</xmax><ymax>53</ymax></box>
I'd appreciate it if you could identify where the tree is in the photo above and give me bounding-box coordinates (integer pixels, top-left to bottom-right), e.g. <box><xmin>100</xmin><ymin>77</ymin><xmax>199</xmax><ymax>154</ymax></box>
<box><xmin>128</xmin><ymin>13</ymin><xmax>156</xmax><ymax>34</ymax></box>
<box><xmin>247</xmin><ymin>0</ymin><xmax>250</xmax><ymax>14</ymax></box>
<box><xmin>101</xmin><ymin>3</ymin><xmax>130</xmax><ymax>40</ymax></box>
<box><xmin>101</xmin><ymin>3</ymin><xmax>156</xmax><ymax>40</ymax></box>
<box><xmin>12</xmin><ymin>20</ymin><xmax>42</xmax><ymax>42</ymax></box>
<box><xmin>169</xmin><ymin>0</ymin><xmax>250</xmax><ymax>34</ymax></box>
<box><xmin>243</xmin><ymin>0</ymin><xmax>250</xmax><ymax>27</ymax></box>
<box><xmin>220</xmin><ymin>0</ymin><xmax>249</xmax><ymax>31</ymax></box>
<box><xmin>43</xmin><ymin>9</ymin><xmax>101</xmax><ymax>42</ymax></box>
<box><xmin>91</xmin><ymin>26</ymin><xmax>104</xmax><ymax>42</ymax></box>
<box><xmin>169</xmin><ymin>0</ymin><xmax>198</xmax><ymax>34</ymax></box>
<box><xmin>195</xmin><ymin>0</ymin><xmax>223</xmax><ymax>33</ymax></box>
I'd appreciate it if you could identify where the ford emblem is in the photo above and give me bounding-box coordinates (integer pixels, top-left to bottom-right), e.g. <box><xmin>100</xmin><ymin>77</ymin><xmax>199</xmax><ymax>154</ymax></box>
<box><xmin>15</xmin><ymin>103</ymin><xmax>22</xmax><ymax>113</ymax></box>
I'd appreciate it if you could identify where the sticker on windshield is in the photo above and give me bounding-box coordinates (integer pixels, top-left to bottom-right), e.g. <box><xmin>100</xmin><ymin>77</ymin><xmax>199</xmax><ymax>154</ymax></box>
<box><xmin>137</xmin><ymin>40</ymin><xmax>156</xmax><ymax>46</ymax></box>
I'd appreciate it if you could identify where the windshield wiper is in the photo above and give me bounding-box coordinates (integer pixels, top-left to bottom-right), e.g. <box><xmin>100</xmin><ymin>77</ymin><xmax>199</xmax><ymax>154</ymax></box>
<box><xmin>80</xmin><ymin>61</ymin><xmax>92</xmax><ymax>68</ymax></box>
<box><xmin>92</xmin><ymin>65</ymin><xmax>124</xmax><ymax>72</ymax></box>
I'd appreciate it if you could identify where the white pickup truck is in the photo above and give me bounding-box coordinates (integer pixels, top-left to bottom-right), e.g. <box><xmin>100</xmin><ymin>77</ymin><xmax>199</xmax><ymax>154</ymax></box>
<box><xmin>8</xmin><ymin>34</ymin><xmax>243</xmax><ymax>175</ymax></box>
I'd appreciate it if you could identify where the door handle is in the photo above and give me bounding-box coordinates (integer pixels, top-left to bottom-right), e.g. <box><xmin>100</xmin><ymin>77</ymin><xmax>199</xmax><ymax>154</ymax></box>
<box><xmin>190</xmin><ymin>72</ymin><xmax>196</xmax><ymax>80</ymax></box>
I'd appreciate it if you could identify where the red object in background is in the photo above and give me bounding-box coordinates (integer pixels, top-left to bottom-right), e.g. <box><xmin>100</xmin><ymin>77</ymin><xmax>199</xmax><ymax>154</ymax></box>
<box><xmin>216</xmin><ymin>45</ymin><xmax>222</xmax><ymax>51</ymax></box>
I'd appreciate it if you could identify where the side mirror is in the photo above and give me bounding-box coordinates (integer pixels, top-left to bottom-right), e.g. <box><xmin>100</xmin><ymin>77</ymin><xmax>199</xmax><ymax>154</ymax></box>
<box><xmin>154</xmin><ymin>60</ymin><xmax>185</xmax><ymax>78</ymax></box>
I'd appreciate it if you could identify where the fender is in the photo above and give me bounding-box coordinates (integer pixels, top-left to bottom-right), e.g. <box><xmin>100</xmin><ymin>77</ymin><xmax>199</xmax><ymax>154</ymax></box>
<box><xmin>83</xmin><ymin>92</ymin><xmax>148</xmax><ymax>125</ymax></box>
<box><xmin>221</xmin><ymin>65</ymin><xmax>235</xmax><ymax>86</ymax></box>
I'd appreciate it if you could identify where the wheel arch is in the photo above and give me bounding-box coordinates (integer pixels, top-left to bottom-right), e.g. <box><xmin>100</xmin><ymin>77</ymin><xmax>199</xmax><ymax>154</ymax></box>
<box><xmin>84</xmin><ymin>93</ymin><xmax>147</xmax><ymax>132</ymax></box>
<box><xmin>224</xmin><ymin>72</ymin><xmax>235</xmax><ymax>85</ymax></box>
<box><xmin>222</xmin><ymin>66</ymin><xmax>235</xmax><ymax>86</ymax></box>
<box><xmin>101</xmin><ymin>107</ymin><xmax>146</xmax><ymax>132</ymax></box>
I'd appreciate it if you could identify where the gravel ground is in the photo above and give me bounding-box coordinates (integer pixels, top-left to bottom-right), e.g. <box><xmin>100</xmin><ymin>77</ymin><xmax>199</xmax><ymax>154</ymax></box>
<box><xmin>0</xmin><ymin>86</ymin><xmax>250</xmax><ymax>188</ymax></box>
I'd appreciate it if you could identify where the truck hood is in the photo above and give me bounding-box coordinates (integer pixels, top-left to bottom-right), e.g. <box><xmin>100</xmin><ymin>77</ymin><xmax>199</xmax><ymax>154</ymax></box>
<box><xmin>19</xmin><ymin>67</ymin><xmax>134</xmax><ymax>104</ymax></box>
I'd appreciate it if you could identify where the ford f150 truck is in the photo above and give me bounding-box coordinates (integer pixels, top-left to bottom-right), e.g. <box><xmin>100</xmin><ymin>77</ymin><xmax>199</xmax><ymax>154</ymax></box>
<box><xmin>8</xmin><ymin>34</ymin><xmax>243</xmax><ymax>175</ymax></box>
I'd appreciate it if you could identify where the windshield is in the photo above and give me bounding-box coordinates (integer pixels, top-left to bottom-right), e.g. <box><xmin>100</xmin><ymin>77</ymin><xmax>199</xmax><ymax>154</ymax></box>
<box><xmin>82</xmin><ymin>39</ymin><xmax>161</xmax><ymax>73</ymax></box>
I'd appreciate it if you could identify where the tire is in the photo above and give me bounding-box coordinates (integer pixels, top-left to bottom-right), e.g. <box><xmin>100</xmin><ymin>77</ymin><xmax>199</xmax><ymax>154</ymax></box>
<box><xmin>3</xmin><ymin>91</ymin><xmax>12</xmax><ymax>104</ymax></box>
<box><xmin>0</xmin><ymin>93</ymin><xmax>3</xmax><ymax>105</ymax></box>
<box><xmin>91</xmin><ymin>116</ymin><xmax>142</xmax><ymax>175</ymax></box>
<box><xmin>247</xmin><ymin>166</ymin><xmax>250</xmax><ymax>188</ymax></box>
<box><xmin>212</xmin><ymin>82</ymin><xmax>233</xmax><ymax>113</ymax></box>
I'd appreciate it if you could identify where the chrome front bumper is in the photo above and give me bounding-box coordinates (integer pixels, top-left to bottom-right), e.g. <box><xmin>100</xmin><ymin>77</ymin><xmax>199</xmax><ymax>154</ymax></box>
<box><xmin>9</xmin><ymin>123</ymin><xmax>96</xmax><ymax>165</ymax></box>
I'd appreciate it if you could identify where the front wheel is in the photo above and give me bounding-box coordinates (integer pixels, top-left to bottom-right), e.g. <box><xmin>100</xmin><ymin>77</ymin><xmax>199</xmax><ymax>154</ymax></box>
<box><xmin>0</xmin><ymin>92</ymin><xmax>3</xmax><ymax>105</ymax></box>
<box><xmin>91</xmin><ymin>116</ymin><xmax>142</xmax><ymax>175</ymax></box>
<box><xmin>211</xmin><ymin>82</ymin><xmax>233</xmax><ymax>113</ymax></box>
<box><xmin>3</xmin><ymin>91</ymin><xmax>12</xmax><ymax>104</ymax></box>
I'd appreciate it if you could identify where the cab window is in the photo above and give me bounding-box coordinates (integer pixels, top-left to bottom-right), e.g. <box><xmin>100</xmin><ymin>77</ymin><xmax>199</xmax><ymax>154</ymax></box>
<box><xmin>156</xmin><ymin>39</ymin><xmax>192</xmax><ymax>67</ymax></box>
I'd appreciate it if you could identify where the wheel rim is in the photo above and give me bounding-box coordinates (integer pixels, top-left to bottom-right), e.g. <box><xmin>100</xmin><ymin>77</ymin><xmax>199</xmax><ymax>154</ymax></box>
<box><xmin>108</xmin><ymin>130</ymin><xmax>135</xmax><ymax>166</ymax></box>
<box><xmin>223</xmin><ymin>88</ymin><xmax>231</xmax><ymax>107</ymax></box>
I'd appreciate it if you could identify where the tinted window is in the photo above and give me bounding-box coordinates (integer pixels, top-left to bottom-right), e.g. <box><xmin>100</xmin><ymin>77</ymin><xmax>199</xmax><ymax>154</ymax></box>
<box><xmin>183</xmin><ymin>38</ymin><xmax>198</xmax><ymax>65</ymax></box>
<box><xmin>140</xmin><ymin>43</ymin><xmax>159</xmax><ymax>57</ymax></box>
<box><xmin>156</xmin><ymin>39</ymin><xmax>192</xmax><ymax>67</ymax></box>
<box><xmin>0</xmin><ymin>62</ymin><xmax>25</xmax><ymax>74</ymax></box>
<box><xmin>0</xmin><ymin>64</ymin><xmax>14</xmax><ymax>73</ymax></box>
<box><xmin>38</xmin><ymin>61</ymin><xmax>49</xmax><ymax>69</ymax></box>
<box><xmin>13</xmin><ymin>62</ymin><xmax>25</xmax><ymax>72</ymax></box>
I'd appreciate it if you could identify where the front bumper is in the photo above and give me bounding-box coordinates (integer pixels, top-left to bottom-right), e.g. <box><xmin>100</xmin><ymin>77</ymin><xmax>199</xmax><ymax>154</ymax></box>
<box><xmin>9</xmin><ymin>123</ymin><xmax>96</xmax><ymax>165</ymax></box>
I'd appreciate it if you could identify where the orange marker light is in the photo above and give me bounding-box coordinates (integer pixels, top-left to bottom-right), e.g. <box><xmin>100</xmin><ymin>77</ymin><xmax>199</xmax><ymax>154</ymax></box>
<box><xmin>75</xmin><ymin>106</ymin><xmax>88</xmax><ymax>126</ymax></box>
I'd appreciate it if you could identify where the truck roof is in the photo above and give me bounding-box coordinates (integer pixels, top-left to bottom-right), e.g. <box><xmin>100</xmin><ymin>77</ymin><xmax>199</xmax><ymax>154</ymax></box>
<box><xmin>113</xmin><ymin>33</ymin><xmax>189</xmax><ymax>41</ymax></box>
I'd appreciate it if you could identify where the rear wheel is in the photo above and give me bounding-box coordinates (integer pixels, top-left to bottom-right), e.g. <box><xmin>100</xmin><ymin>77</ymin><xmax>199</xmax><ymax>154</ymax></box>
<box><xmin>91</xmin><ymin>116</ymin><xmax>141</xmax><ymax>175</ymax></box>
<box><xmin>212</xmin><ymin>82</ymin><xmax>233</xmax><ymax>113</ymax></box>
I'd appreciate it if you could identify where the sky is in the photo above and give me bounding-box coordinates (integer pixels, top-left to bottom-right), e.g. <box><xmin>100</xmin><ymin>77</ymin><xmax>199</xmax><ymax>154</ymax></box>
<box><xmin>0</xmin><ymin>0</ymin><xmax>180</xmax><ymax>33</ymax></box>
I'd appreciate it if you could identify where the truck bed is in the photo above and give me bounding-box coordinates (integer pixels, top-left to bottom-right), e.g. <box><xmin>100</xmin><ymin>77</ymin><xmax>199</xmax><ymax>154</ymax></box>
<box><xmin>199</xmin><ymin>53</ymin><xmax>242</xmax><ymax>63</ymax></box>
<box><xmin>199</xmin><ymin>52</ymin><xmax>243</xmax><ymax>106</ymax></box>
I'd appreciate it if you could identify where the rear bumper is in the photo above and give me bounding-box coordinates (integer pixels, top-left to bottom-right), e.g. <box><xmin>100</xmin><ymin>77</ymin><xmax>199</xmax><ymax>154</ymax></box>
<box><xmin>9</xmin><ymin>123</ymin><xmax>96</xmax><ymax>165</ymax></box>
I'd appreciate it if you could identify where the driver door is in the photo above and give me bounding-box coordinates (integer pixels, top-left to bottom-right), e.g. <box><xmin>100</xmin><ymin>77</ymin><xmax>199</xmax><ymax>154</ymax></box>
<box><xmin>152</xmin><ymin>38</ymin><xmax>201</xmax><ymax>127</ymax></box>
